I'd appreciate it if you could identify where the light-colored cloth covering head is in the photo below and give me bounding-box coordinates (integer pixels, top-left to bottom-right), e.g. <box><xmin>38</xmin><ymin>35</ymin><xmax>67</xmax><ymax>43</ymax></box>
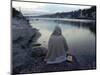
<box><xmin>52</xmin><ymin>26</ymin><xmax>62</xmax><ymax>35</ymax></box>
<box><xmin>45</xmin><ymin>26</ymin><xmax>68</xmax><ymax>64</ymax></box>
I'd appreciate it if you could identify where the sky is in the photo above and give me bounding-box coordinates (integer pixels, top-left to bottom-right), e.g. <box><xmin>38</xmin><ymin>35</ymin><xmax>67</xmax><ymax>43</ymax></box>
<box><xmin>12</xmin><ymin>0</ymin><xmax>92</xmax><ymax>16</ymax></box>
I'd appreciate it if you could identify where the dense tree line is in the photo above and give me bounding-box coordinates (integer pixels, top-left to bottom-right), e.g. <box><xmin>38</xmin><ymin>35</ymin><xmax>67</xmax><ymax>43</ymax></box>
<box><xmin>38</xmin><ymin>6</ymin><xmax>96</xmax><ymax>20</ymax></box>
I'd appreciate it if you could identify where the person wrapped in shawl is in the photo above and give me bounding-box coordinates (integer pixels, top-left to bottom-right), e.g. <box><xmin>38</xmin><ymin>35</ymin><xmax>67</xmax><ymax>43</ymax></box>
<box><xmin>45</xmin><ymin>26</ymin><xmax>69</xmax><ymax>64</ymax></box>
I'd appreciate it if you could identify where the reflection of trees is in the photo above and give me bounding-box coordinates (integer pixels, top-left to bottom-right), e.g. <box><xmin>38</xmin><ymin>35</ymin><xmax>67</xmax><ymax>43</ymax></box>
<box><xmin>54</xmin><ymin>20</ymin><xmax>96</xmax><ymax>35</ymax></box>
<box><xmin>88</xmin><ymin>22</ymin><xmax>96</xmax><ymax>35</ymax></box>
<box><xmin>80</xmin><ymin>22</ymin><xmax>96</xmax><ymax>35</ymax></box>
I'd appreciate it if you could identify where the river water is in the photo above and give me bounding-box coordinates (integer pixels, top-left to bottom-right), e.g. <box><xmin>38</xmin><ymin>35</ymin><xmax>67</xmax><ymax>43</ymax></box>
<box><xmin>30</xmin><ymin>18</ymin><xmax>96</xmax><ymax>68</ymax></box>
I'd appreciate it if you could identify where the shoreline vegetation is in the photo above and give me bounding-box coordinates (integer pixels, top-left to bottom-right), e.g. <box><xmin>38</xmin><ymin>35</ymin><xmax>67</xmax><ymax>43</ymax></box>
<box><xmin>12</xmin><ymin>7</ymin><xmax>96</xmax><ymax>74</ymax></box>
<box><xmin>25</xmin><ymin>6</ymin><xmax>96</xmax><ymax>34</ymax></box>
<box><xmin>27</xmin><ymin>6</ymin><xmax>96</xmax><ymax>20</ymax></box>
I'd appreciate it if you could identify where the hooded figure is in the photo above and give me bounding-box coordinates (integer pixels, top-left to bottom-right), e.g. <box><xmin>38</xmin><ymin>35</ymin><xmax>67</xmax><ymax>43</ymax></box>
<box><xmin>45</xmin><ymin>26</ymin><xmax>68</xmax><ymax>64</ymax></box>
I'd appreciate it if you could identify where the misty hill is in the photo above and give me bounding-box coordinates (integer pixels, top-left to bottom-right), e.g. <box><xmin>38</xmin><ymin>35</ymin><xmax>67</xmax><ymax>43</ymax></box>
<box><xmin>37</xmin><ymin>6</ymin><xmax>96</xmax><ymax>20</ymax></box>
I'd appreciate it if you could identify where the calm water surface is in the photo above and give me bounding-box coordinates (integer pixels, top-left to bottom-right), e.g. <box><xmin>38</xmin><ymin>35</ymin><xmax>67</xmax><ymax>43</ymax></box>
<box><xmin>30</xmin><ymin>19</ymin><xmax>96</xmax><ymax>66</ymax></box>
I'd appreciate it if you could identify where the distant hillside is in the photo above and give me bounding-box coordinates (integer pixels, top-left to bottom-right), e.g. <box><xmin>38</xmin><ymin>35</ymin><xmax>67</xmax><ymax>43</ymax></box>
<box><xmin>37</xmin><ymin>6</ymin><xmax>96</xmax><ymax>20</ymax></box>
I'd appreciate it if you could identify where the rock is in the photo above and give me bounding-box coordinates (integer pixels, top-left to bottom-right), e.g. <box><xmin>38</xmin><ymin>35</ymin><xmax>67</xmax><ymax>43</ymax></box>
<box><xmin>12</xmin><ymin>8</ymin><xmax>41</xmax><ymax>74</ymax></box>
<box><xmin>41</xmin><ymin>56</ymin><xmax>80</xmax><ymax>72</ymax></box>
<box><xmin>31</xmin><ymin>47</ymin><xmax>48</xmax><ymax>57</ymax></box>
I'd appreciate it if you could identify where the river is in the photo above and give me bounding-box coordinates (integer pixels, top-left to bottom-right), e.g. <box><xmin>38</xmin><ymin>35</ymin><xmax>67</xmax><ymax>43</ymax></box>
<box><xmin>29</xmin><ymin>18</ymin><xmax>96</xmax><ymax>68</ymax></box>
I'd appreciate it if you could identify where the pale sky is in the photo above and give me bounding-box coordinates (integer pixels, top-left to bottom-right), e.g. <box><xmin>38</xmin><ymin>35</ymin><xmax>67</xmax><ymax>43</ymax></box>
<box><xmin>12</xmin><ymin>0</ymin><xmax>92</xmax><ymax>16</ymax></box>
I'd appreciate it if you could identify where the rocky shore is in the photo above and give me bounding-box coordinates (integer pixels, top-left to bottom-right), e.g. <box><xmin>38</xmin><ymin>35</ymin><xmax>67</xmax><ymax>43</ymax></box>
<box><xmin>12</xmin><ymin>8</ymin><xmax>47</xmax><ymax>74</ymax></box>
<box><xmin>12</xmin><ymin>8</ymin><xmax>82</xmax><ymax>74</ymax></box>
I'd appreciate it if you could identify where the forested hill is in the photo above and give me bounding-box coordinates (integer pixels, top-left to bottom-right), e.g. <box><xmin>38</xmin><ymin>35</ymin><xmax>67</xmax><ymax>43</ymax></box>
<box><xmin>37</xmin><ymin>6</ymin><xmax>96</xmax><ymax>20</ymax></box>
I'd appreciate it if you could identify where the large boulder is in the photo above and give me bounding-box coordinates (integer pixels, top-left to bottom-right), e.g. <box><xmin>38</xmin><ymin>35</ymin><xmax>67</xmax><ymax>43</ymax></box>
<box><xmin>12</xmin><ymin>8</ymin><xmax>41</xmax><ymax>74</ymax></box>
<box><xmin>31</xmin><ymin>47</ymin><xmax>48</xmax><ymax>59</ymax></box>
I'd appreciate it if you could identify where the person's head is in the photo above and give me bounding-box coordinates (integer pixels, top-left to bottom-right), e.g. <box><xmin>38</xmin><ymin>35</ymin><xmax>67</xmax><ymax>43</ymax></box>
<box><xmin>52</xmin><ymin>26</ymin><xmax>62</xmax><ymax>36</ymax></box>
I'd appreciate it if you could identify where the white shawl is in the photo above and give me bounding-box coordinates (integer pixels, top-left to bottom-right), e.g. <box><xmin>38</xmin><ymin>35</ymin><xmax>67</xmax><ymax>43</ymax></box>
<box><xmin>45</xmin><ymin>26</ymin><xmax>68</xmax><ymax>64</ymax></box>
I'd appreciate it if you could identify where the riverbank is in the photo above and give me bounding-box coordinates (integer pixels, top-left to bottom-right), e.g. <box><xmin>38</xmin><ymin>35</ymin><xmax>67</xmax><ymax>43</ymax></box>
<box><xmin>12</xmin><ymin>8</ymin><xmax>80</xmax><ymax>74</ymax></box>
<box><xmin>12</xmin><ymin>8</ymin><xmax>95</xmax><ymax>74</ymax></box>
<box><xmin>27</xmin><ymin>17</ymin><xmax>95</xmax><ymax>23</ymax></box>
<box><xmin>12</xmin><ymin>15</ymin><xmax>81</xmax><ymax>74</ymax></box>
<box><xmin>12</xmin><ymin>8</ymin><xmax>42</xmax><ymax>74</ymax></box>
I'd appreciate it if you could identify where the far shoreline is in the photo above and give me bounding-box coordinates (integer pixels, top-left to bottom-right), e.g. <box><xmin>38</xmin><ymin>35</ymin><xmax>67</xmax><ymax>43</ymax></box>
<box><xmin>26</xmin><ymin>17</ymin><xmax>96</xmax><ymax>23</ymax></box>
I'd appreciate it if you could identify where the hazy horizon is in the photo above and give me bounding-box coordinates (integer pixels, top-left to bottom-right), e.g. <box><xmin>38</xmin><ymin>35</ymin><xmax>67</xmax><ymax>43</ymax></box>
<box><xmin>12</xmin><ymin>1</ymin><xmax>92</xmax><ymax>16</ymax></box>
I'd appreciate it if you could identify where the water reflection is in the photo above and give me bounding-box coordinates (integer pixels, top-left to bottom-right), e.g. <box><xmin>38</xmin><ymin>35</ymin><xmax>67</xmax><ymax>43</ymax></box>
<box><xmin>30</xmin><ymin>19</ymin><xmax>96</xmax><ymax>68</ymax></box>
